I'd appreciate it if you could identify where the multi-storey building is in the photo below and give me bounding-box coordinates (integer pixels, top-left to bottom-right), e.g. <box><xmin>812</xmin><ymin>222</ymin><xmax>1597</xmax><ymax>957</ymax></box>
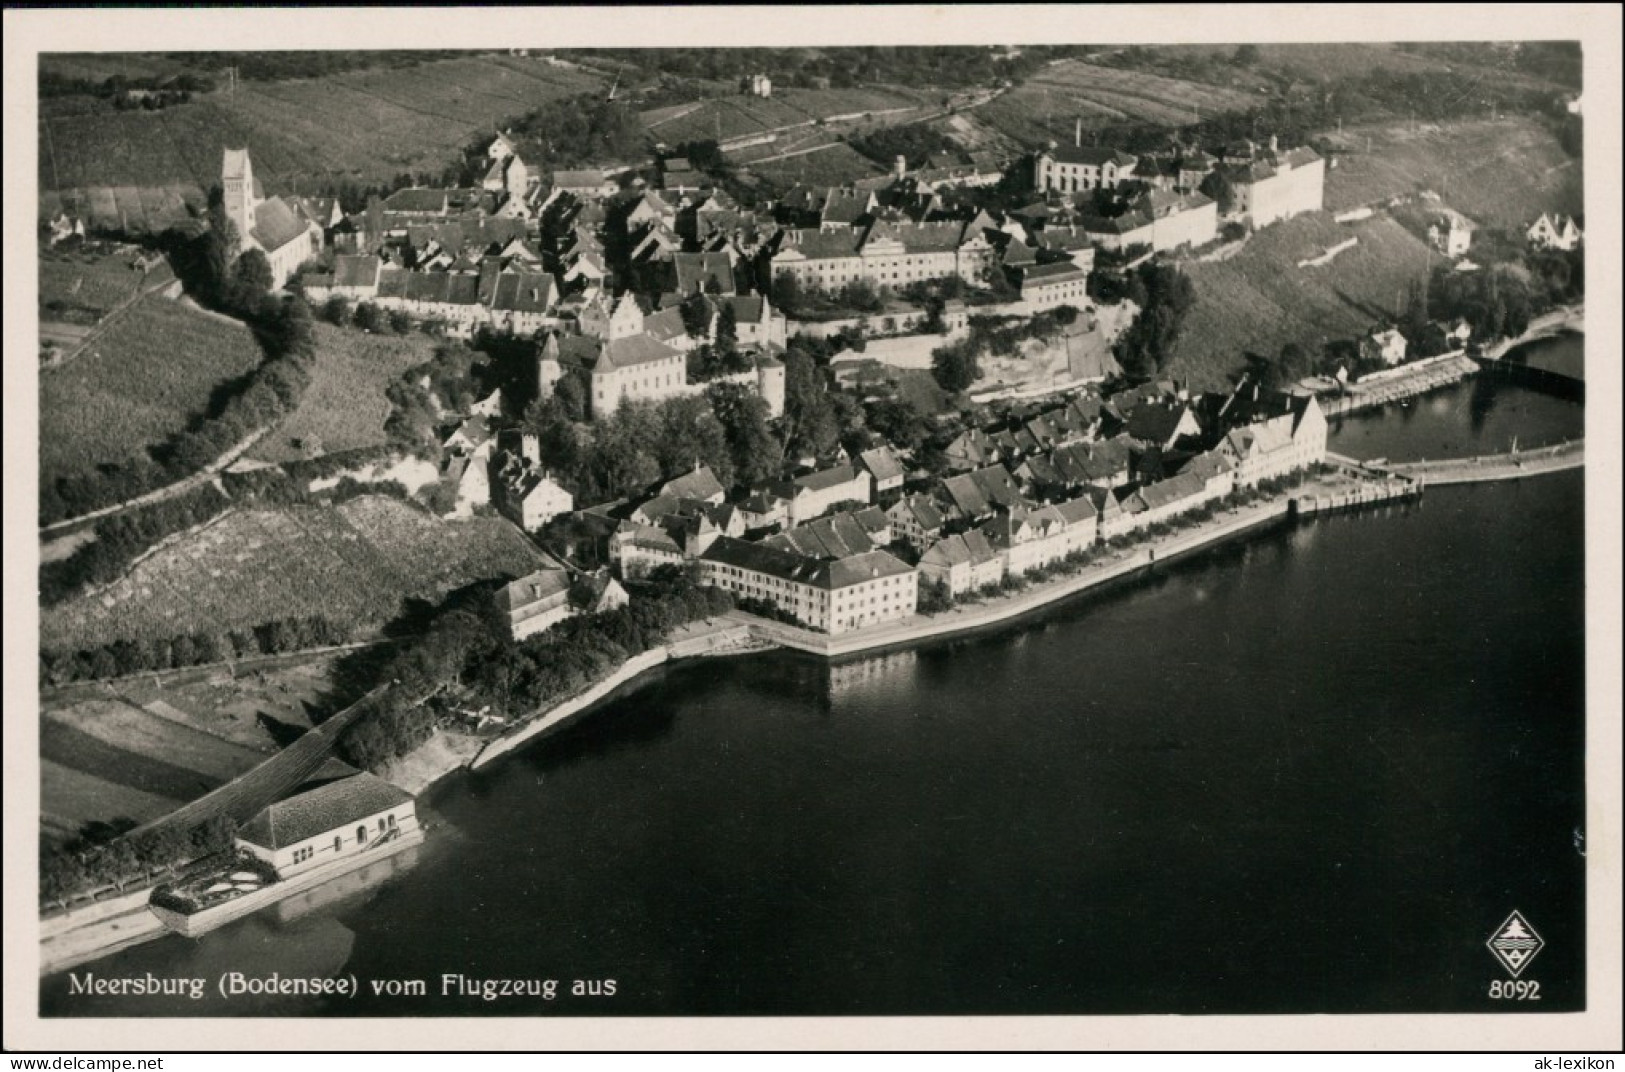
<box><xmin>699</xmin><ymin>537</ymin><xmax>917</xmax><ymax>635</ymax></box>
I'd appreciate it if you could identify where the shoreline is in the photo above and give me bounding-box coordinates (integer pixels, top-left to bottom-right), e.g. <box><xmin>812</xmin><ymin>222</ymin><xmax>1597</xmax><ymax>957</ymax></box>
<box><xmin>1482</xmin><ymin>303</ymin><xmax>1584</xmax><ymax>362</ymax></box>
<box><xmin>33</xmin><ymin>463</ymin><xmax>1567</xmax><ymax>976</ymax></box>
<box><xmin>38</xmin><ymin>370</ymin><xmax>1589</xmax><ymax>973</ymax></box>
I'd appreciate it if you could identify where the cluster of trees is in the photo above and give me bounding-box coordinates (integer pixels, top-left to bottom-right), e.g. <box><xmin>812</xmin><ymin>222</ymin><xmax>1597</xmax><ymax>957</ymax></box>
<box><xmin>40</xmin><ymin>815</ymin><xmax>236</xmax><ymax>910</ymax></box>
<box><xmin>686</xmin><ymin>341</ymin><xmax>754</xmax><ymax>384</ymax></box>
<box><xmin>505</xmin><ymin>92</ymin><xmax>648</xmax><ymax>169</ymax></box>
<box><xmin>40</xmin><ymin>69</ymin><xmax>215</xmax><ymax>102</ymax></box>
<box><xmin>524</xmin><ymin>393</ymin><xmax>739</xmax><ymax>503</ymax></box>
<box><xmin>321</xmin><ymin>296</ymin><xmax>415</xmax><ymax>336</ymax></box>
<box><xmin>849</xmin><ymin>123</ymin><xmax>960</xmax><ymax>168</ymax></box>
<box><xmin>41</xmin><ymin>615</ymin><xmax>352</xmax><ymax>688</ymax></box>
<box><xmin>339</xmin><ymin>567</ymin><xmax>734</xmax><ymax>771</ymax></box>
<box><xmin>40</xmin><ymin>485</ymin><xmax>231</xmax><ymax>607</ymax></box>
<box><xmin>769</xmin><ymin>273</ymin><xmax>890</xmax><ymax>320</ymax></box>
<box><xmin>1112</xmin><ymin>263</ymin><xmax>1197</xmax><ymax>380</ymax></box>
<box><xmin>589</xmin><ymin>45</ymin><xmax>1088</xmax><ymax>92</ymax></box>
<box><xmin>384</xmin><ymin>343</ymin><xmax>489</xmax><ymax>444</ymax></box>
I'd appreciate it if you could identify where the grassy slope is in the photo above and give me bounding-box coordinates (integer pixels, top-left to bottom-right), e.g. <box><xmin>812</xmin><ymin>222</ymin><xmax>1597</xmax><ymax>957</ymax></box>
<box><xmin>1168</xmin><ymin>213</ymin><xmax>1432</xmax><ymax>391</ymax></box>
<box><xmin>40</xmin><ymin>55</ymin><xmax>603</xmax><ymax>231</ymax></box>
<box><xmin>41</xmin><ymin>495</ymin><xmax>547</xmax><ymax>651</ymax></box>
<box><xmin>1323</xmin><ymin>116</ymin><xmax>1582</xmax><ymax>228</ymax></box>
<box><xmin>39</xmin><ymin>294</ymin><xmax>263</xmax><ymax>486</ymax></box>
<box><xmin>250</xmin><ymin>324</ymin><xmax>440</xmax><ymax>463</ymax></box>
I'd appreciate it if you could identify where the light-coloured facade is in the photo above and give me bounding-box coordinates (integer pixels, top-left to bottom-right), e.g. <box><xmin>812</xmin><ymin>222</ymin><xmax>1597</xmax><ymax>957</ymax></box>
<box><xmin>1221</xmin><ymin>397</ymin><xmax>1328</xmax><ymax>487</ymax></box>
<box><xmin>1231</xmin><ymin>146</ymin><xmax>1325</xmax><ymax>229</ymax></box>
<box><xmin>1034</xmin><ymin>145</ymin><xmax>1138</xmax><ymax>194</ymax></box>
<box><xmin>700</xmin><ymin>538</ymin><xmax>917</xmax><ymax>635</ymax></box>
<box><xmin>237</xmin><ymin>771</ymin><xmax>418</xmax><ymax>881</ymax></box>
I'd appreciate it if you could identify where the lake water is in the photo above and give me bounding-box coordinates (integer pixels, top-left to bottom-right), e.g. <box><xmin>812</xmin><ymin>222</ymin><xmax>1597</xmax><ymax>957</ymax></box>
<box><xmin>43</xmin><ymin>369</ymin><xmax>1587</xmax><ymax>1018</ymax></box>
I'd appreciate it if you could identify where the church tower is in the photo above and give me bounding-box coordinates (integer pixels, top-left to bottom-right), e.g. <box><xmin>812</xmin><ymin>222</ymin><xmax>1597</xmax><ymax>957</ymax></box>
<box><xmin>222</xmin><ymin>148</ymin><xmax>257</xmax><ymax>249</ymax></box>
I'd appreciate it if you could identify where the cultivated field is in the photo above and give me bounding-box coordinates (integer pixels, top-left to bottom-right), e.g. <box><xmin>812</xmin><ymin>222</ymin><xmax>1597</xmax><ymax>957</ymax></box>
<box><xmin>644</xmin><ymin>85</ymin><xmax>935</xmax><ymax>148</ymax></box>
<box><xmin>40</xmin><ymin>659</ymin><xmax>345</xmax><ymax>844</ymax></box>
<box><xmin>39</xmin><ymin>250</ymin><xmax>153</xmax><ymax>324</ymax></box>
<box><xmin>249</xmin><ymin>324</ymin><xmax>439</xmax><ymax>463</ymax></box>
<box><xmin>1323</xmin><ymin>117</ymin><xmax>1582</xmax><ymax>228</ymax></box>
<box><xmin>742</xmin><ymin>142</ymin><xmax>889</xmax><ymax>192</ymax></box>
<box><xmin>1169</xmin><ymin>211</ymin><xmax>1433</xmax><ymax>390</ymax></box>
<box><xmin>979</xmin><ymin>59</ymin><xmax>1262</xmax><ymax>146</ymax></box>
<box><xmin>39</xmin><ymin>294</ymin><xmax>263</xmax><ymax>488</ymax></box>
<box><xmin>40</xmin><ymin>55</ymin><xmax>603</xmax><ymax>232</ymax></box>
<box><xmin>41</xmin><ymin>495</ymin><xmax>546</xmax><ymax>651</ymax></box>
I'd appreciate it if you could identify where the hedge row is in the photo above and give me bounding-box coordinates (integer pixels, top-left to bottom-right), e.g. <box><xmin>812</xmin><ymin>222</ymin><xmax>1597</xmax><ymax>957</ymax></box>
<box><xmin>40</xmin><ymin>615</ymin><xmax>354</xmax><ymax>688</ymax></box>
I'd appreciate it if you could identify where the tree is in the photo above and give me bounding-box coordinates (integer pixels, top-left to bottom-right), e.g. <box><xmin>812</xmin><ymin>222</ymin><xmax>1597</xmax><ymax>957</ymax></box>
<box><xmin>225</xmin><ymin>249</ymin><xmax>274</xmax><ymax>314</ymax></box>
<box><xmin>322</xmin><ymin>295</ymin><xmax>352</xmax><ymax>326</ymax></box>
<box><xmin>771</xmin><ymin>271</ymin><xmax>804</xmax><ymax>315</ymax></box>
<box><xmin>1232</xmin><ymin>44</ymin><xmax>1261</xmax><ymax>66</ymax></box>
<box><xmin>354</xmin><ymin>301</ymin><xmax>383</xmax><ymax>332</ymax></box>
<box><xmin>1199</xmin><ymin>169</ymin><xmax>1236</xmax><ymax>215</ymax></box>
<box><xmin>680</xmin><ymin>292</ymin><xmax>713</xmax><ymax>338</ymax></box>
<box><xmin>715</xmin><ymin>302</ymin><xmax>738</xmax><ymax>353</ymax></box>
<box><xmin>388</xmin><ymin>309</ymin><xmax>412</xmax><ymax>334</ymax></box>
<box><xmin>931</xmin><ymin>338</ymin><xmax>981</xmax><ymax>393</ymax></box>
<box><xmin>707</xmin><ymin>382</ymin><xmax>781</xmax><ymax>487</ymax></box>
<box><xmin>781</xmin><ymin>349</ymin><xmax>839</xmax><ymax>458</ymax></box>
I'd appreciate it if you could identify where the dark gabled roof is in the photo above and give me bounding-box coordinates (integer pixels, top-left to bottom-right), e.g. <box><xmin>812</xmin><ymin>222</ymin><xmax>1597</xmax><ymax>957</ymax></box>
<box><xmin>890</xmin><ymin>493</ymin><xmax>945</xmax><ymax>532</ymax></box>
<box><xmin>383</xmin><ymin>187</ymin><xmax>450</xmax><ymax>214</ymax></box>
<box><xmin>823</xmin><ymin>549</ymin><xmax>913</xmax><ymax>589</ymax></box>
<box><xmin>857</xmin><ymin>445</ymin><xmax>905</xmax><ymax>484</ymax></box>
<box><xmin>822</xmin><ymin>188</ymin><xmax>873</xmax><ymax>225</ymax></box>
<box><xmin>1138</xmin><ymin>471</ymin><xmax>1206</xmax><ymax>512</ymax></box>
<box><xmin>765</xmin><ymin>511</ymin><xmax>878</xmax><ymax>560</ymax></box>
<box><xmin>863</xmin><ymin>220</ymin><xmax>967</xmax><ymax>254</ymax></box>
<box><xmin>793</xmin><ymin>464</ymin><xmax>865</xmax><ymax>495</ymax></box>
<box><xmin>250</xmin><ymin>197</ymin><xmax>309</xmax><ymax>254</ymax></box>
<box><xmin>774</xmin><ymin>227</ymin><xmax>862</xmax><ymax>262</ymax></box>
<box><xmin>1126</xmin><ymin>402</ymin><xmax>1194</xmax><ymax>446</ymax></box>
<box><xmin>333</xmin><ymin>255</ymin><xmax>381</xmax><ymax>288</ymax></box>
<box><xmin>1044</xmin><ymin>146</ymin><xmax>1138</xmax><ymax>168</ymax></box>
<box><xmin>238</xmin><ymin>770</ymin><xmax>413</xmax><ymax>851</ymax></box>
<box><xmin>490</xmin><ymin>271</ymin><xmax>555</xmax><ymax>314</ymax></box>
<box><xmin>672</xmin><ymin>251</ymin><xmax>735</xmax><ymax>295</ymax></box>
<box><xmin>496</xmin><ymin>568</ymin><xmax>573</xmax><ymax>611</ymax></box>
<box><xmin>1022</xmin><ymin>261</ymin><xmax>1087</xmax><ymax>283</ymax></box>
<box><xmin>603</xmin><ymin>333</ymin><xmax>682</xmax><ymax>370</ymax></box>
<box><xmin>659</xmin><ymin>466</ymin><xmax>725</xmax><ymax>502</ymax></box>
<box><xmin>942</xmin><ymin>464</ymin><xmax>1026</xmax><ymax>518</ymax></box>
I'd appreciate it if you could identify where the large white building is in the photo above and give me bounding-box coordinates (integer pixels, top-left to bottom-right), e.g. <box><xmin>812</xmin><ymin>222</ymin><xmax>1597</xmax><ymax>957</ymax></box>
<box><xmin>1228</xmin><ymin>141</ymin><xmax>1325</xmax><ymax>229</ymax></box>
<box><xmin>223</xmin><ymin>148</ymin><xmax>323</xmax><ymax>289</ymax></box>
<box><xmin>1033</xmin><ymin>143</ymin><xmax>1139</xmax><ymax>194</ymax></box>
<box><xmin>700</xmin><ymin>537</ymin><xmax>917</xmax><ymax>635</ymax></box>
<box><xmin>769</xmin><ymin>220</ymin><xmax>994</xmax><ymax>293</ymax></box>
<box><xmin>1218</xmin><ymin>395</ymin><xmax>1328</xmax><ymax>487</ymax></box>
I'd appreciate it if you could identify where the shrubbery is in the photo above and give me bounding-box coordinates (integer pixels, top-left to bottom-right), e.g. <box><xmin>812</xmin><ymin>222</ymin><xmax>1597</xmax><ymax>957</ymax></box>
<box><xmin>337</xmin><ymin>568</ymin><xmax>735</xmax><ymax>771</ymax></box>
<box><xmin>40</xmin><ymin>614</ymin><xmax>354</xmax><ymax>687</ymax></box>
<box><xmin>40</xmin><ymin>815</ymin><xmax>237</xmax><ymax>910</ymax></box>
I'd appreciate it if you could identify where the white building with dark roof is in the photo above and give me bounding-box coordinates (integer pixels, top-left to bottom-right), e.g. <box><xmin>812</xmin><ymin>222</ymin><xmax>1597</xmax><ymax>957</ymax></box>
<box><xmin>236</xmin><ymin>764</ymin><xmax>418</xmax><ymax>880</ymax></box>
<box><xmin>1034</xmin><ymin>143</ymin><xmax>1139</xmax><ymax>194</ymax></box>
<box><xmin>700</xmin><ymin>537</ymin><xmax>916</xmax><ymax>634</ymax></box>
<box><xmin>497</xmin><ymin>568</ymin><xmax>577</xmax><ymax>640</ymax></box>
<box><xmin>223</xmin><ymin>148</ymin><xmax>322</xmax><ymax>289</ymax></box>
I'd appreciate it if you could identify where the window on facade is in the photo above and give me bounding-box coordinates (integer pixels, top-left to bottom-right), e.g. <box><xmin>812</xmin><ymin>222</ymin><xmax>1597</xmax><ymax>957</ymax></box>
<box><xmin>357</xmin><ymin>825</ymin><xmax>368</xmax><ymax>844</ymax></box>
<box><xmin>334</xmin><ymin>836</ymin><xmax>342</xmax><ymax>853</ymax></box>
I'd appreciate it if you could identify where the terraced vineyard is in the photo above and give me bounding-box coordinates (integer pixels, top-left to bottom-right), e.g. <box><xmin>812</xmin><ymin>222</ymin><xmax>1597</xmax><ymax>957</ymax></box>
<box><xmin>1168</xmin><ymin>211</ymin><xmax>1433</xmax><ymax>390</ymax></box>
<box><xmin>1323</xmin><ymin>116</ymin><xmax>1581</xmax><ymax>228</ymax></box>
<box><xmin>978</xmin><ymin>58</ymin><xmax>1263</xmax><ymax>146</ymax></box>
<box><xmin>248</xmin><ymin>324</ymin><xmax>440</xmax><ymax>464</ymax></box>
<box><xmin>39</xmin><ymin>294</ymin><xmax>264</xmax><ymax>489</ymax></box>
<box><xmin>39</xmin><ymin>55</ymin><xmax>603</xmax><ymax>232</ymax></box>
<box><xmin>41</xmin><ymin>496</ymin><xmax>546</xmax><ymax>652</ymax></box>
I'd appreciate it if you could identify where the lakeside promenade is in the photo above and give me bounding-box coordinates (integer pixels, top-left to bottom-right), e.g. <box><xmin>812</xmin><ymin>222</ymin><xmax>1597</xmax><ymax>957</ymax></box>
<box><xmin>1388</xmin><ymin>439</ymin><xmax>1584</xmax><ymax>485</ymax></box>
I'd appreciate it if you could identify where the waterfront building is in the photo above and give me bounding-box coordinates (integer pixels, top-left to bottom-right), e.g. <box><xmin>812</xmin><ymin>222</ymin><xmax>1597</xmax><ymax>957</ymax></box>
<box><xmin>1218</xmin><ymin>395</ymin><xmax>1328</xmax><ymax>487</ymax></box>
<box><xmin>699</xmin><ymin>537</ymin><xmax>917</xmax><ymax>634</ymax></box>
<box><xmin>237</xmin><ymin>764</ymin><xmax>418</xmax><ymax>881</ymax></box>
<box><xmin>888</xmin><ymin>494</ymin><xmax>947</xmax><ymax>552</ymax></box>
<box><xmin>918</xmin><ymin>530</ymin><xmax>1005</xmax><ymax>597</ymax></box>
